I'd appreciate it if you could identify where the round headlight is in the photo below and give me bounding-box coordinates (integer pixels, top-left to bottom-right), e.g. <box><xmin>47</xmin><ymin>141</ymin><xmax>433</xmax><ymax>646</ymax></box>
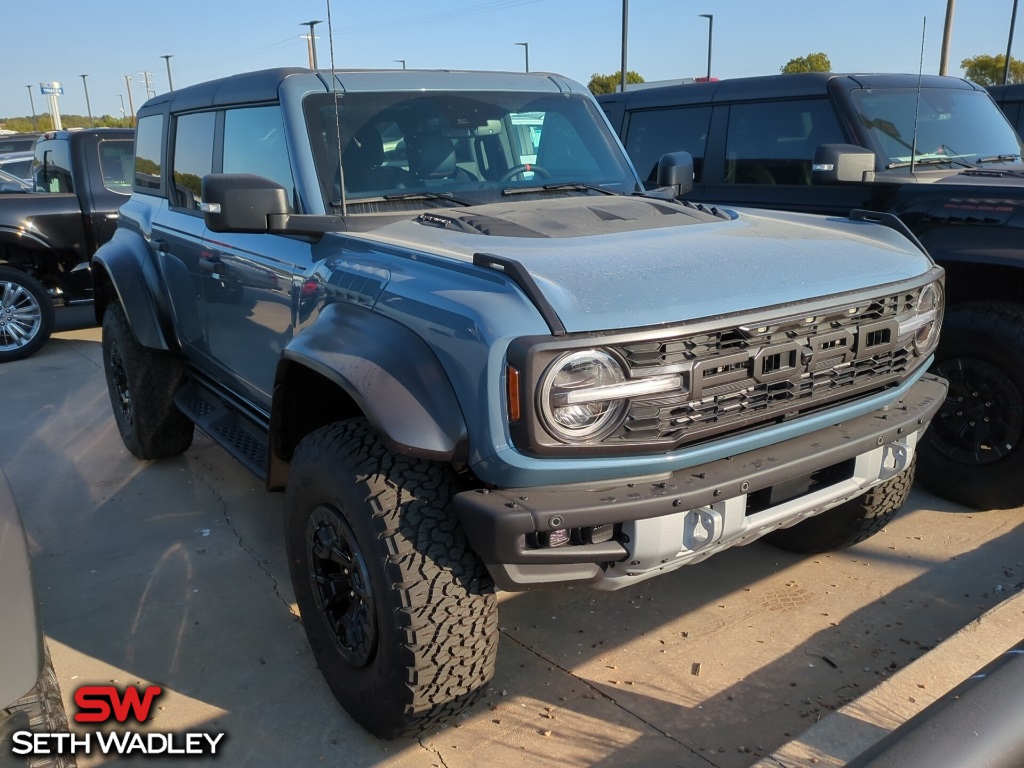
<box><xmin>539</xmin><ymin>350</ymin><xmax>627</xmax><ymax>442</ymax></box>
<box><xmin>913</xmin><ymin>281</ymin><xmax>943</xmax><ymax>356</ymax></box>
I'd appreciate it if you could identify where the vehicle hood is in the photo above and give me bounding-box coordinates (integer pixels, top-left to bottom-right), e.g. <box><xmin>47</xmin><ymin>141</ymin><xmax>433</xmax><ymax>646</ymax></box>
<box><xmin>356</xmin><ymin>196</ymin><xmax>934</xmax><ymax>333</ymax></box>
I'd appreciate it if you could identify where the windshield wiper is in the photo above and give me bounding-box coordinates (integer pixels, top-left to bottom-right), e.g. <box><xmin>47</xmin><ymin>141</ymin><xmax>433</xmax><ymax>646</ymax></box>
<box><xmin>502</xmin><ymin>182</ymin><xmax>618</xmax><ymax>197</ymax></box>
<box><xmin>976</xmin><ymin>154</ymin><xmax>1022</xmax><ymax>164</ymax></box>
<box><xmin>885</xmin><ymin>156</ymin><xmax>971</xmax><ymax>169</ymax></box>
<box><xmin>382</xmin><ymin>191</ymin><xmax>472</xmax><ymax>206</ymax></box>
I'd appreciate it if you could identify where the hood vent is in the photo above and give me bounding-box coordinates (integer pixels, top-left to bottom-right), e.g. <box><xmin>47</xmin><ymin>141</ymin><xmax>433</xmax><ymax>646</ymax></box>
<box><xmin>415</xmin><ymin>196</ymin><xmax>724</xmax><ymax>239</ymax></box>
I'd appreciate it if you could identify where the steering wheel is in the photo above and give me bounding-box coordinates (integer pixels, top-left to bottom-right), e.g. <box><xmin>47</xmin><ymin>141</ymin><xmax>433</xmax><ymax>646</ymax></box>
<box><xmin>499</xmin><ymin>164</ymin><xmax>551</xmax><ymax>182</ymax></box>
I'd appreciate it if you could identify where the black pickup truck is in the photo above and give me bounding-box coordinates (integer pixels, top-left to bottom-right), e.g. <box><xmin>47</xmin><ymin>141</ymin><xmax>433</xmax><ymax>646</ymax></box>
<box><xmin>0</xmin><ymin>128</ymin><xmax>133</xmax><ymax>361</ymax></box>
<box><xmin>988</xmin><ymin>83</ymin><xmax>1024</xmax><ymax>137</ymax></box>
<box><xmin>599</xmin><ymin>73</ymin><xmax>1024</xmax><ymax>510</ymax></box>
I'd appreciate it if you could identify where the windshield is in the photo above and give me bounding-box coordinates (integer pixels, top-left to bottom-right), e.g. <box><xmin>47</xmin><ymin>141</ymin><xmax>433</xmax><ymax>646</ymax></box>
<box><xmin>851</xmin><ymin>87</ymin><xmax>1024</xmax><ymax>168</ymax></box>
<box><xmin>303</xmin><ymin>90</ymin><xmax>639</xmax><ymax>211</ymax></box>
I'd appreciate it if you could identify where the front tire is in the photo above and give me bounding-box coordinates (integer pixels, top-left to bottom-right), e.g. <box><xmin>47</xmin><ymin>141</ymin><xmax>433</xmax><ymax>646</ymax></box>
<box><xmin>0</xmin><ymin>267</ymin><xmax>54</xmax><ymax>363</ymax></box>
<box><xmin>917</xmin><ymin>303</ymin><xmax>1024</xmax><ymax>509</ymax></box>
<box><xmin>0</xmin><ymin>643</ymin><xmax>76</xmax><ymax>768</ymax></box>
<box><xmin>286</xmin><ymin>419</ymin><xmax>497</xmax><ymax>739</ymax></box>
<box><xmin>766</xmin><ymin>458</ymin><xmax>915</xmax><ymax>554</ymax></box>
<box><xmin>101</xmin><ymin>302</ymin><xmax>194</xmax><ymax>459</ymax></box>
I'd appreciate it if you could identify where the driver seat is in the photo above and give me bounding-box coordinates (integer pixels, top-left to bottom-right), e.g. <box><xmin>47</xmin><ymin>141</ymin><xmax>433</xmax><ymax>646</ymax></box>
<box><xmin>406</xmin><ymin>133</ymin><xmax>478</xmax><ymax>183</ymax></box>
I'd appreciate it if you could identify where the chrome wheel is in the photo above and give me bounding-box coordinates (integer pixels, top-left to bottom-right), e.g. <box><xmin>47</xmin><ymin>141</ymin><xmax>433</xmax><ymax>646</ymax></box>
<box><xmin>0</xmin><ymin>278</ymin><xmax>43</xmax><ymax>353</ymax></box>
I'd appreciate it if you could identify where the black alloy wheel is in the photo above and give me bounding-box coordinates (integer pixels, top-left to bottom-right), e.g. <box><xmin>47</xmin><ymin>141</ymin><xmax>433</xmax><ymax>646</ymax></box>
<box><xmin>306</xmin><ymin>504</ymin><xmax>377</xmax><ymax>667</ymax></box>
<box><xmin>929</xmin><ymin>356</ymin><xmax>1023</xmax><ymax>466</ymax></box>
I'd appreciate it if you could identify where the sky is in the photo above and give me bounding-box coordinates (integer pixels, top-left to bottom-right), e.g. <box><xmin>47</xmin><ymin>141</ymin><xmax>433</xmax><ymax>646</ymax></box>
<box><xmin>1</xmin><ymin>0</ymin><xmax>1019</xmax><ymax>122</ymax></box>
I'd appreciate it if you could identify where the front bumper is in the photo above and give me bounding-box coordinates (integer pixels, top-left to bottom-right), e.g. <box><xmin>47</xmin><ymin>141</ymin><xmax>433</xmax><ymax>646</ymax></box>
<box><xmin>454</xmin><ymin>374</ymin><xmax>947</xmax><ymax>591</ymax></box>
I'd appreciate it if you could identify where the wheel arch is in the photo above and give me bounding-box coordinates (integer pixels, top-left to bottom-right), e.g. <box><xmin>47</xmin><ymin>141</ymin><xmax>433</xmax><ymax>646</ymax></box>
<box><xmin>268</xmin><ymin>302</ymin><xmax>470</xmax><ymax>489</ymax></box>
<box><xmin>91</xmin><ymin>230</ymin><xmax>175</xmax><ymax>351</ymax></box>
<box><xmin>938</xmin><ymin>259</ymin><xmax>1024</xmax><ymax>307</ymax></box>
<box><xmin>0</xmin><ymin>232</ymin><xmax>51</xmax><ymax>275</ymax></box>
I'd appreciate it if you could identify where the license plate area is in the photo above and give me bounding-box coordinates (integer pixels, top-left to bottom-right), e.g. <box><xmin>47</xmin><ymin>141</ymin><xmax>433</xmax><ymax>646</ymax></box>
<box><xmin>745</xmin><ymin>458</ymin><xmax>856</xmax><ymax>516</ymax></box>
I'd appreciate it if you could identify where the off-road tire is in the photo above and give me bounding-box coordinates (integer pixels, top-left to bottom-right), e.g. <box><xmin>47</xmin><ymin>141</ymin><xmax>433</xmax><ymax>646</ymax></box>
<box><xmin>766</xmin><ymin>458</ymin><xmax>916</xmax><ymax>554</ymax></box>
<box><xmin>0</xmin><ymin>643</ymin><xmax>76</xmax><ymax>768</ymax></box>
<box><xmin>0</xmin><ymin>267</ymin><xmax>55</xmax><ymax>363</ymax></box>
<box><xmin>917</xmin><ymin>302</ymin><xmax>1024</xmax><ymax>510</ymax></box>
<box><xmin>101</xmin><ymin>302</ymin><xmax>194</xmax><ymax>459</ymax></box>
<box><xmin>286</xmin><ymin>419</ymin><xmax>498</xmax><ymax>739</ymax></box>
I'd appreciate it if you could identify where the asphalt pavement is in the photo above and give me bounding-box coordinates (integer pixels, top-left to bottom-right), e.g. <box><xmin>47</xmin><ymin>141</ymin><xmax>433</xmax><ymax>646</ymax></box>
<box><xmin>2</xmin><ymin>313</ymin><xmax>1022</xmax><ymax>768</ymax></box>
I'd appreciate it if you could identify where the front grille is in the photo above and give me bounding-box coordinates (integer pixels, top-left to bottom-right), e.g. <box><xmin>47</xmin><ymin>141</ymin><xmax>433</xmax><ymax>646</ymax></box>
<box><xmin>604</xmin><ymin>287</ymin><xmax>922</xmax><ymax>448</ymax></box>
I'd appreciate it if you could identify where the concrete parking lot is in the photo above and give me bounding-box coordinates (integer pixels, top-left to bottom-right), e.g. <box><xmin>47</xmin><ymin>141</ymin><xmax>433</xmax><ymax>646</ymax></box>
<box><xmin>3</xmin><ymin>314</ymin><xmax>1023</xmax><ymax>768</ymax></box>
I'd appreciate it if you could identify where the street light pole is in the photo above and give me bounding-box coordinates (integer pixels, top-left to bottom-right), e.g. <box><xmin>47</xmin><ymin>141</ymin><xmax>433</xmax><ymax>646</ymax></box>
<box><xmin>699</xmin><ymin>14</ymin><xmax>714</xmax><ymax>80</ymax></box>
<box><xmin>1005</xmin><ymin>0</ymin><xmax>1020</xmax><ymax>84</ymax></box>
<box><xmin>620</xmin><ymin>0</ymin><xmax>629</xmax><ymax>92</ymax></box>
<box><xmin>79</xmin><ymin>74</ymin><xmax>93</xmax><ymax>126</ymax></box>
<box><xmin>301</xmin><ymin>20</ymin><xmax>323</xmax><ymax>69</ymax></box>
<box><xmin>123</xmin><ymin>75</ymin><xmax>136</xmax><ymax>127</ymax></box>
<box><xmin>939</xmin><ymin>0</ymin><xmax>955</xmax><ymax>75</ymax></box>
<box><xmin>161</xmin><ymin>54</ymin><xmax>175</xmax><ymax>91</ymax></box>
<box><xmin>515</xmin><ymin>42</ymin><xmax>529</xmax><ymax>72</ymax></box>
<box><xmin>25</xmin><ymin>85</ymin><xmax>38</xmax><ymax>130</ymax></box>
<box><xmin>394</xmin><ymin>59</ymin><xmax>406</xmax><ymax>69</ymax></box>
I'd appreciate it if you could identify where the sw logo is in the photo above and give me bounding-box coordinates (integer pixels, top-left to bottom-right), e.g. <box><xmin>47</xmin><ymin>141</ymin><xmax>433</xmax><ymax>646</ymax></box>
<box><xmin>10</xmin><ymin>684</ymin><xmax>226</xmax><ymax>758</ymax></box>
<box><xmin>73</xmin><ymin>684</ymin><xmax>163</xmax><ymax>723</ymax></box>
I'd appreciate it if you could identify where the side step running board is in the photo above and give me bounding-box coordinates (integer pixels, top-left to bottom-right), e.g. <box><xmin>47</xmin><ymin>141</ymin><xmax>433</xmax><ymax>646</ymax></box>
<box><xmin>175</xmin><ymin>380</ymin><xmax>270</xmax><ymax>481</ymax></box>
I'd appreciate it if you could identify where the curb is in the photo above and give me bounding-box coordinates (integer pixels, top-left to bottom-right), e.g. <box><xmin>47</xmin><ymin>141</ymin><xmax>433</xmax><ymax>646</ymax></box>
<box><xmin>752</xmin><ymin>587</ymin><xmax>1024</xmax><ymax>767</ymax></box>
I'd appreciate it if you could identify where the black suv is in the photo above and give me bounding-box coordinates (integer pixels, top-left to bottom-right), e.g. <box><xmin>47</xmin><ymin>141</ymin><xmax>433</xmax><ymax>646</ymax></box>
<box><xmin>600</xmin><ymin>73</ymin><xmax>1024</xmax><ymax>510</ymax></box>
<box><xmin>988</xmin><ymin>83</ymin><xmax>1024</xmax><ymax>137</ymax></box>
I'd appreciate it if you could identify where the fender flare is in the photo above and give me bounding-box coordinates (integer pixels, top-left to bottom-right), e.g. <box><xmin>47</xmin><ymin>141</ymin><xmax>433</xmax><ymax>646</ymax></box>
<box><xmin>91</xmin><ymin>229</ymin><xmax>172</xmax><ymax>351</ymax></box>
<box><xmin>272</xmin><ymin>302</ymin><xmax>469</xmax><ymax>472</ymax></box>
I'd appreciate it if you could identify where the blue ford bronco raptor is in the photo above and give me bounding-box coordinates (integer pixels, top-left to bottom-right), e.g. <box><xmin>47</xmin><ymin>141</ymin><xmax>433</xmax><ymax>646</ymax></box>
<box><xmin>92</xmin><ymin>67</ymin><xmax>945</xmax><ymax>738</ymax></box>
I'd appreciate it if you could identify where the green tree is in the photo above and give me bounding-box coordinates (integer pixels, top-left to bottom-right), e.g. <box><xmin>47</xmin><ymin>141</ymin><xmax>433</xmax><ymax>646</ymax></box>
<box><xmin>588</xmin><ymin>70</ymin><xmax>645</xmax><ymax>95</ymax></box>
<box><xmin>960</xmin><ymin>53</ymin><xmax>1024</xmax><ymax>85</ymax></box>
<box><xmin>781</xmin><ymin>52</ymin><xmax>832</xmax><ymax>74</ymax></box>
<box><xmin>0</xmin><ymin>114</ymin><xmax>134</xmax><ymax>132</ymax></box>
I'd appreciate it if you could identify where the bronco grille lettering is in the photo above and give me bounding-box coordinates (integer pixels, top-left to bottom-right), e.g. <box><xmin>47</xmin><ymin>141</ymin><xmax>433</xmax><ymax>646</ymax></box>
<box><xmin>687</xmin><ymin>319</ymin><xmax>901</xmax><ymax>401</ymax></box>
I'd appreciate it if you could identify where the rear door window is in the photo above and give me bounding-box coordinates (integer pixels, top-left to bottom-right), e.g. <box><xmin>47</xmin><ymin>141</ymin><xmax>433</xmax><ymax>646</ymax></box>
<box><xmin>171</xmin><ymin>111</ymin><xmax>216</xmax><ymax>210</ymax></box>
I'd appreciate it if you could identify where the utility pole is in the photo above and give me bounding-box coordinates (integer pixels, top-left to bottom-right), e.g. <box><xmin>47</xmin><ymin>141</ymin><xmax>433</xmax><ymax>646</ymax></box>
<box><xmin>161</xmin><ymin>54</ymin><xmax>175</xmax><ymax>91</ymax></box>
<box><xmin>138</xmin><ymin>71</ymin><xmax>155</xmax><ymax>100</ymax></box>
<box><xmin>25</xmin><ymin>85</ymin><xmax>38</xmax><ymax>130</ymax></box>
<box><xmin>301</xmin><ymin>20</ymin><xmax>323</xmax><ymax>69</ymax></box>
<box><xmin>119</xmin><ymin>95</ymin><xmax>126</xmax><ymax>120</ymax></box>
<box><xmin>123</xmin><ymin>75</ymin><xmax>136</xmax><ymax>126</ymax></box>
<box><xmin>939</xmin><ymin>0</ymin><xmax>955</xmax><ymax>75</ymax></box>
<box><xmin>80</xmin><ymin>74</ymin><xmax>93</xmax><ymax>125</ymax></box>
<box><xmin>1005</xmin><ymin>0</ymin><xmax>1020</xmax><ymax>84</ymax></box>
<box><xmin>620</xmin><ymin>0</ymin><xmax>628</xmax><ymax>93</ymax></box>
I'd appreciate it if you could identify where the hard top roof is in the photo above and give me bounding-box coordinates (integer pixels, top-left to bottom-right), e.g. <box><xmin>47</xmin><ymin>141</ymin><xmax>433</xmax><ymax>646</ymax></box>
<box><xmin>139</xmin><ymin>67</ymin><xmax>587</xmax><ymax>115</ymax></box>
<box><xmin>597</xmin><ymin>72</ymin><xmax>984</xmax><ymax>109</ymax></box>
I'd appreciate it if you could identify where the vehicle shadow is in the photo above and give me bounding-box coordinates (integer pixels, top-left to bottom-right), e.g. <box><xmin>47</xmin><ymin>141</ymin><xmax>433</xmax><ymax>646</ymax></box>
<box><xmin>3</xmin><ymin>335</ymin><xmax>1022</xmax><ymax>767</ymax></box>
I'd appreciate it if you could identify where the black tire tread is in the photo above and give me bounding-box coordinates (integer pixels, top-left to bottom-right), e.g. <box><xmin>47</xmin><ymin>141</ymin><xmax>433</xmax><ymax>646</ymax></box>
<box><xmin>288</xmin><ymin>419</ymin><xmax>497</xmax><ymax>739</ymax></box>
<box><xmin>766</xmin><ymin>458</ymin><xmax>915</xmax><ymax>555</ymax></box>
<box><xmin>918</xmin><ymin>301</ymin><xmax>1024</xmax><ymax>509</ymax></box>
<box><xmin>0</xmin><ymin>644</ymin><xmax>76</xmax><ymax>768</ymax></box>
<box><xmin>101</xmin><ymin>303</ymin><xmax>193</xmax><ymax>460</ymax></box>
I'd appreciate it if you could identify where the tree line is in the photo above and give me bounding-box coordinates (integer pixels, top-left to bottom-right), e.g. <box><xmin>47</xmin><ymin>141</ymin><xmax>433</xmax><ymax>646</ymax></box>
<box><xmin>0</xmin><ymin>114</ymin><xmax>134</xmax><ymax>133</ymax></box>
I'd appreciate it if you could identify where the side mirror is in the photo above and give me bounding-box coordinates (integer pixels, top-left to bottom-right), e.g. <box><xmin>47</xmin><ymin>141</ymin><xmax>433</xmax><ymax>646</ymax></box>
<box><xmin>200</xmin><ymin>173</ymin><xmax>290</xmax><ymax>233</ymax></box>
<box><xmin>812</xmin><ymin>144</ymin><xmax>877</xmax><ymax>184</ymax></box>
<box><xmin>655</xmin><ymin>151</ymin><xmax>695</xmax><ymax>197</ymax></box>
